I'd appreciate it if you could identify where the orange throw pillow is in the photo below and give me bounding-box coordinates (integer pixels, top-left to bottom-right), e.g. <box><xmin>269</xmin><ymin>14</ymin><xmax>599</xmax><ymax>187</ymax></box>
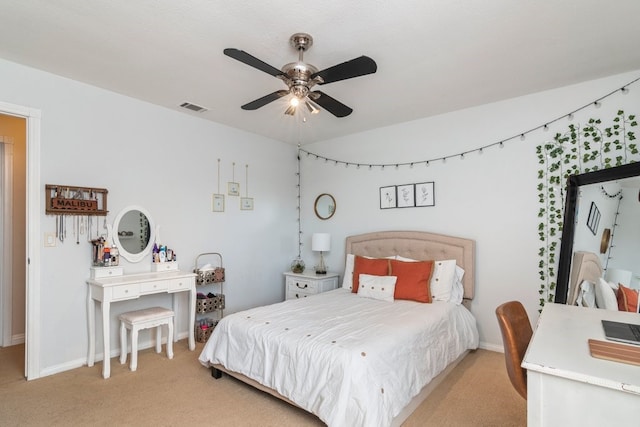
<box><xmin>352</xmin><ymin>256</ymin><xmax>390</xmax><ymax>293</ymax></box>
<box><xmin>617</xmin><ymin>283</ymin><xmax>639</xmax><ymax>312</ymax></box>
<box><xmin>389</xmin><ymin>259</ymin><xmax>434</xmax><ymax>303</ymax></box>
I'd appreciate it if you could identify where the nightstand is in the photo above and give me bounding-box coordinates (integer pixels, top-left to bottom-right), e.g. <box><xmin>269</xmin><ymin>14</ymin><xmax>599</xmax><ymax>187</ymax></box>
<box><xmin>283</xmin><ymin>271</ymin><xmax>340</xmax><ymax>300</ymax></box>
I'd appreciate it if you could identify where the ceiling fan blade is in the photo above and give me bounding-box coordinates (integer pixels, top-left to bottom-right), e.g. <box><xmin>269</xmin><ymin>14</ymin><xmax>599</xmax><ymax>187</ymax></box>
<box><xmin>241</xmin><ymin>90</ymin><xmax>289</xmax><ymax>110</ymax></box>
<box><xmin>223</xmin><ymin>48</ymin><xmax>284</xmax><ymax>77</ymax></box>
<box><xmin>311</xmin><ymin>91</ymin><xmax>353</xmax><ymax>117</ymax></box>
<box><xmin>312</xmin><ymin>56</ymin><xmax>377</xmax><ymax>85</ymax></box>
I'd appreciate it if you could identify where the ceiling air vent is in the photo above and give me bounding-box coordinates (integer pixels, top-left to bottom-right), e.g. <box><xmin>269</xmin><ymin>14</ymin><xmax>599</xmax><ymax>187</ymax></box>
<box><xmin>179</xmin><ymin>102</ymin><xmax>208</xmax><ymax>113</ymax></box>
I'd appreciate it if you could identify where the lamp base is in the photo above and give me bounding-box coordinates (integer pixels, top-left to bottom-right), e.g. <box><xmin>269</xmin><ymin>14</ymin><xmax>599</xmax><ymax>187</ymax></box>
<box><xmin>314</xmin><ymin>269</ymin><xmax>327</xmax><ymax>275</ymax></box>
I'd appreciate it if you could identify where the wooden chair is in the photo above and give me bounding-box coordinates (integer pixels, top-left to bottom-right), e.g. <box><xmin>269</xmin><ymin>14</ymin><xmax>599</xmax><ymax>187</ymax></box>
<box><xmin>495</xmin><ymin>301</ymin><xmax>532</xmax><ymax>399</ymax></box>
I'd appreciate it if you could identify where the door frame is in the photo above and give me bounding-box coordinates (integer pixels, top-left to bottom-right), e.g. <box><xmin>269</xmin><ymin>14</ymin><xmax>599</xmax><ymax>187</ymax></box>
<box><xmin>1</xmin><ymin>135</ymin><xmax>14</xmax><ymax>347</ymax></box>
<box><xmin>0</xmin><ymin>100</ymin><xmax>41</xmax><ymax>380</ymax></box>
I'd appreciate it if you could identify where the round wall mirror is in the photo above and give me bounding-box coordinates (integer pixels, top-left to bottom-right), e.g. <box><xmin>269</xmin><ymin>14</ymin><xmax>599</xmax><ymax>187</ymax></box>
<box><xmin>112</xmin><ymin>205</ymin><xmax>156</xmax><ymax>263</ymax></box>
<box><xmin>314</xmin><ymin>193</ymin><xmax>336</xmax><ymax>220</ymax></box>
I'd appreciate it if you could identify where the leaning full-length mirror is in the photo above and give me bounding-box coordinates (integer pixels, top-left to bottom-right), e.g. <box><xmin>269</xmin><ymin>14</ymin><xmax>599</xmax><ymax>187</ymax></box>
<box><xmin>314</xmin><ymin>193</ymin><xmax>336</xmax><ymax>220</ymax></box>
<box><xmin>111</xmin><ymin>205</ymin><xmax>156</xmax><ymax>263</ymax></box>
<box><xmin>555</xmin><ymin>162</ymin><xmax>640</xmax><ymax>304</ymax></box>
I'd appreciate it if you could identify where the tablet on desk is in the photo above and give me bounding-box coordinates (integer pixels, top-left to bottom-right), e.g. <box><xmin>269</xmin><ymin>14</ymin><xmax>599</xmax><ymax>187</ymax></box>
<box><xmin>602</xmin><ymin>320</ymin><xmax>640</xmax><ymax>346</ymax></box>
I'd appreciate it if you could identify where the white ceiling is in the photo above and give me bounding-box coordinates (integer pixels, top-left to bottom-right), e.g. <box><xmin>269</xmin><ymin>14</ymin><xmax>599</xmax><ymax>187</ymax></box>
<box><xmin>2</xmin><ymin>1</ymin><xmax>640</xmax><ymax>145</ymax></box>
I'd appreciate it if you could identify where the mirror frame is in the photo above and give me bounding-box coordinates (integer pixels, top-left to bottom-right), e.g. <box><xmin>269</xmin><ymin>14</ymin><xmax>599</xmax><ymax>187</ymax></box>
<box><xmin>314</xmin><ymin>193</ymin><xmax>336</xmax><ymax>220</ymax></box>
<box><xmin>555</xmin><ymin>162</ymin><xmax>640</xmax><ymax>303</ymax></box>
<box><xmin>111</xmin><ymin>205</ymin><xmax>156</xmax><ymax>263</ymax></box>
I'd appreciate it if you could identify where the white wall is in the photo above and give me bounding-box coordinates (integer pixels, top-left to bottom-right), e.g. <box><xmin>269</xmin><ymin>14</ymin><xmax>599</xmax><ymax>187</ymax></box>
<box><xmin>300</xmin><ymin>70</ymin><xmax>640</xmax><ymax>350</ymax></box>
<box><xmin>2</xmin><ymin>53</ymin><xmax>639</xmax><ymax>373</ymax></box>
<box><xmin>0</xmin><ymin>58</ymin><xmax>298</xmax><ymax>376</ymax></box>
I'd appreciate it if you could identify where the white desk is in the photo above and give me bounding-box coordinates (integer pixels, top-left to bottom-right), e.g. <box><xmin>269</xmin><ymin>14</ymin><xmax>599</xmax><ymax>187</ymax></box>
<box><xmin>87</xmin><ymin>270</ymin><xmax>197</xmax><ymax>379</ymax></box>
<box><xmin>523</xmin><ymin>303</ymin><xmax>640</xmax><ymax>426</ymax></box>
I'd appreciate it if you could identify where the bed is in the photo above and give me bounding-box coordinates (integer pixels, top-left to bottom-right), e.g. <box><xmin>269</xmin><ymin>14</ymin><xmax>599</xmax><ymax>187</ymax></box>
<box><xmin>198</xmin><ymin>230</ymin><xmax>479</xmax><ymax>427</ymax></box>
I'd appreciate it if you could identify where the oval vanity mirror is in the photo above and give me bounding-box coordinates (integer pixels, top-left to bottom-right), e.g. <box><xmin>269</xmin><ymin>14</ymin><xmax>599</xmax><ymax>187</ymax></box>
<box><xmin>111</xmin><ymin>205</ymin><xmax>156</xmax><ymax>263</ymax></box>
<box><xmin>314</xmin><ymin>193</ymin><xmax>336</xmax><ymax>220</ymax></box>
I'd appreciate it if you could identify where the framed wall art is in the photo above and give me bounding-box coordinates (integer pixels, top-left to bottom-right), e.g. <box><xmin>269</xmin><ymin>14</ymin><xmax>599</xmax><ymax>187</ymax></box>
<box><xmin>240</xmin><ymin>197</ymin><xmax>254</xmax><ymax>210</ymax></box>
<box><xmin>415</xmin><ymin>182</ymin><xmax>435</xmax><ymax>207</ymax></box>
<box><xmin>587</xmin><ymin>201</ymin><xmax>600</xmax><ymax>235</ymax></box>
<box><xmin>396</xmin><ymin>184</ymin><xmax>415</xmax><ymax>208</ymax></box>
<box><xmin>380</xmin><ymin>186</ymin><xmax>397</xmax><ymax>209</ymax></box>
<box><xmin>212</xmin><ymin>194</ymin><xmax>225</xmax><ymax>212</ymax></box>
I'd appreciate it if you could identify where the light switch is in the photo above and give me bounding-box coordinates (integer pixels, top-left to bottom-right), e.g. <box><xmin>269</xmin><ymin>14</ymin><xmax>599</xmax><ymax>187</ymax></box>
<box><xmin>44</xmin><ymin>232</ymin><xmax>56</xmax><ymax>247</ymax></box>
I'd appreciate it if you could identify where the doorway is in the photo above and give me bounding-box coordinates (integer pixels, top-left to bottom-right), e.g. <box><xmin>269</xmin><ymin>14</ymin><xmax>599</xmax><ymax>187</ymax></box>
<box><xmin>0</xmin><ymin>113</ymin><xmax>26</xmax><ymax>378</ymax></box>
<box><xmin>0</xmin><ymin>101</ymin><xmax>41</xmax><ymax>380</ymax></box>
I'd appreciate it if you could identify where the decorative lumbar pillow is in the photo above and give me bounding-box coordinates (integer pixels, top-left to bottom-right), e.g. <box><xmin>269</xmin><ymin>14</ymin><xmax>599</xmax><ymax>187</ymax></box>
<box><xmin>352</xmin><ymin>256</ymin><xmax>391</xmax><ymax>293</ymax></box>
<box><xmin>357</xmin><ymin>274</ymin><xmax>397</xmax><ymax>302</ymax></box>
<box><xmin>595</xmin><ymin>278</ymin><xmax>619</xmax><ymax>311</ymax></box>
<box><xmin>616</xmin><ymin>283</ymin><xmax>639</xmax><ymax>313</ymax></box>
<box><xmin>389</xmin><ymin>259</ymin><xmax>434</xmax><ymax>303</ymax></box>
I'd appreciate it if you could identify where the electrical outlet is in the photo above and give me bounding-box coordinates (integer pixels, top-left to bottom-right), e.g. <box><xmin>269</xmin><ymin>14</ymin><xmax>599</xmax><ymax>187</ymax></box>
<box><xmin>44</xmin><ymin>232</ymin><xmax>56</xmax><ymax>247</ymax></box>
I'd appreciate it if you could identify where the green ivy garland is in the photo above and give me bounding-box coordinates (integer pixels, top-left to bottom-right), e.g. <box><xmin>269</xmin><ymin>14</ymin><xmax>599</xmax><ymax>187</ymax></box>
<box><xmin>536</xmin><ymin>110</ymin><xmax>638</xmax><ymax>310</ymax></box>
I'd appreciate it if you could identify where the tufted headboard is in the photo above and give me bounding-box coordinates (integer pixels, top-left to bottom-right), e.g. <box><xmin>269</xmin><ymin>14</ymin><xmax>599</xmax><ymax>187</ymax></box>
<box><xmin>344</xmin><ymin>230</ymin><xmax>476</xmax><ymax>302</ymax></box>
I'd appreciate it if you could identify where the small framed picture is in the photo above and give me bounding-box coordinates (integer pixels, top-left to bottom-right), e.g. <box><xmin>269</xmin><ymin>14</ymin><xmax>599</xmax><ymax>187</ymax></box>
<box><xmin>415</xmin><ymin>182</ymin><xmax>435</xmax><ymax>207</ymax></box>
<box><xmin>228</xmin><ymin>182</ymin><xmax>240</xmax><ymax>196</ymax></box>
<box><xmin>587</xmin><ymin>201</ymin><xmax>600</xmax><ymax>235</ymax></box>
<box><xmin>240</xmin><ymin>197</ymin><xmax>254</xmax><ymax>210</ymax></box>
<box><xmin>380</xmin><ymin>186</ymin><xmax>397</xmax><ymax>209</ymax></box>
<box><xmin>396</xmin><ymin>184</ymin><xmax>415</xmax><ymax>208</ymax></box>
<box><xmin>212</xmin><ymin>194</ymin><xmax>225</xmax><ymax>212</ymax></box>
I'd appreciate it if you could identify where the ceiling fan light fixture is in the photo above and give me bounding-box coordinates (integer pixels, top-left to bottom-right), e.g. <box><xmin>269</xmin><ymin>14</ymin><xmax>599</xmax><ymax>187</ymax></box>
<box><xmin>290</xmin><ymin>97</ymin><xmax>300</xmax><ymax>107</ymax></box>
<box><xmin>305</xmin><ymin>100</ymin><xmax>320</xmax><ymax>114</ymax></box>
<box><xmin>284</xmin><ymin>105</ymin><xmax>296</xmax><ymax>116</ymax></box>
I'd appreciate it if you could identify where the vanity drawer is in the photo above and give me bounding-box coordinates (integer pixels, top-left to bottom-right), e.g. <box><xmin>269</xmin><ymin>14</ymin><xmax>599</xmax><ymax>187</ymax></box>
<box><xmin>90</xmin><ymin>266</ymin><xmax>124</xmax><ymax>279</ymax></box>
<box><xmin>111</xmin><ymin>284</ymin><xmax>140</xmax><ymax>300</ymax></box>
<box><xmin>168</xmin><ymin>277</ymin><xmax>194</xmax><ymax>292</ymax></box>
<box><xmin>141</xmin><ymin>280</ymin><xmax>168</xmax><ymax>293</ymax></box>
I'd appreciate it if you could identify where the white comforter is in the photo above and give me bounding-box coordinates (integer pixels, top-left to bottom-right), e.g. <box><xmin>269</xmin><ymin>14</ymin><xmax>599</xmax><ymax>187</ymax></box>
<box><xmin>199</xmin><ymin>288</ymin><xmax>479</xmax><ymax>427</ymax></box>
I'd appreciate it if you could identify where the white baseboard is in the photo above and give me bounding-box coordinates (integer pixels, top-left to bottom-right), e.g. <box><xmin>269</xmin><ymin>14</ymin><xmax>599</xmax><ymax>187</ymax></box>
<box><xmin>38</xmin><ymin>332</ymin><xmax>192</xmax><ymax>378</ymax></box>
<box><xmin>478</xmin><ymin>341</ymin><xmax>504</xmax><ymax>353</ymax></box>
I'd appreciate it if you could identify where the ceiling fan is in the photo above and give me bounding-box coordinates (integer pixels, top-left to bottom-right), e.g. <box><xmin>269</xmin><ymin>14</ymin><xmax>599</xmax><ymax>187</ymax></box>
<box><xmin>223</xmin><ymin>33</ymin><xmax>377</xmax><ymax>118</ymax></box>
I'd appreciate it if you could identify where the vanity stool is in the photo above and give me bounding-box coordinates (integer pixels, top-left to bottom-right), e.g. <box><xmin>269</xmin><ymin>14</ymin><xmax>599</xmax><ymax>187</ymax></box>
<box><xmin>119</xmin><ymin>307</ymin><xmax>174</xmax><ymax>372</ymax></box>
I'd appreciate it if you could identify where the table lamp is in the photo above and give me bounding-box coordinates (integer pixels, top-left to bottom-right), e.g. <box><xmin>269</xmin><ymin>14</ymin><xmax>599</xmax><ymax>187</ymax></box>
<box><xmin>312</xmin><ymin>233</ymin><xmax>330</xmax><ymax>275</ymax></box>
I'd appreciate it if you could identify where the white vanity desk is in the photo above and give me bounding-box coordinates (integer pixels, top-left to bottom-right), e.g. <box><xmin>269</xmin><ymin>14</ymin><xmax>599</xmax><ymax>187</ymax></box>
<box><xmin>523</xmin><ymin>303</ymin><xmax>640</xmax><ymax>426</ymax></box>
<box><xmin>86</xmin><ymin>270</ymin><xmax>197</xmax><ymax>379</ymax></box>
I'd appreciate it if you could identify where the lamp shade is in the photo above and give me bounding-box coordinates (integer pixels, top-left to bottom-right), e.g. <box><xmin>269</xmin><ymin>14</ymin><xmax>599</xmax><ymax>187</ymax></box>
<box><xmin>312</xmin><ymin>233</ymin><xmax>331</xmax><ymax>252</ymax></box>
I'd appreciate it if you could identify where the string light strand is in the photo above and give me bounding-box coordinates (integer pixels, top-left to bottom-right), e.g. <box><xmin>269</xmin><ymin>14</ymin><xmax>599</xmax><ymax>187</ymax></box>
<box><xmin>299</xmin><ymin>76</ymin><xmax>640</xmax><ymax>169</ymax></box>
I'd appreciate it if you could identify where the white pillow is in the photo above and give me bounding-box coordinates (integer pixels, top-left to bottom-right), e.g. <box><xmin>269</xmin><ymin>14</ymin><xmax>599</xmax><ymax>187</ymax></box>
<box><xmin>430</xmin><ymin>260</ymin><xmax>458</xmax><ymax>302</ymax></box>
<box><xmin>357</xmin><ymin>274</ymin><xmax>397</xmax><ymax>302</ymax></box>
<box><xmin>342</xmin><ymin>254</ymin><xmax>355</xmax><ymax>290</ymax></box>
<box><xmin>595</xmin><ymin>278</ymin><xmax>618</xmax><ymax>311</ymax></box>
<box><xmin>576</xmin><ymin>280</ymin><xmax>596</xmax><ymax>308</ymax></box>
<box><xmin>449</xmin><ymin>265</ymin><xmax>465</xmax><ymax>305</ymax></box>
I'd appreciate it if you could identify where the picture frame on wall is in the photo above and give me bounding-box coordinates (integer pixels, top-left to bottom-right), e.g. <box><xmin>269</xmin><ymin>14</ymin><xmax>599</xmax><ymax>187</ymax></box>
<box><xmin>396</xmin><ymin>184</ymin><xmax>415</xmax><ymax>208</ymax></box>
<box><xmin>212</xmin><ymin>194</ymin><xmax>225</xmax><ymax>212</ymax></box>
<box><xmin>380</xmin><ymin>185</ymin><xmax>397</xmax><ymax>209</ymax></box>
<box><xmin>587</xmin><ymin>201</ymin><xmax>600</xmax><ymax>235</ymax></box>
<box><xmin>240</xmin><ymin>197</ymin><xmax>254</xmax><ymax>210</ymax></box>
<box><xmin>228</xmin><ymin>182</ymin><xmax>240</xmax><ymax>196</ymax></box>
<box><xmin>415</xmin><ymin>182</ymin><xmax>435</xmax><ymax>207</ymax></box>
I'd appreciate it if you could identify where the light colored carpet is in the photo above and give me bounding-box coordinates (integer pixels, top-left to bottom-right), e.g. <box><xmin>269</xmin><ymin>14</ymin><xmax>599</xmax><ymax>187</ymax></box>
<box><xmin>0</xmin><ymin>342</ymin><xmax>525</xmax><ymax>426</ymax></box>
